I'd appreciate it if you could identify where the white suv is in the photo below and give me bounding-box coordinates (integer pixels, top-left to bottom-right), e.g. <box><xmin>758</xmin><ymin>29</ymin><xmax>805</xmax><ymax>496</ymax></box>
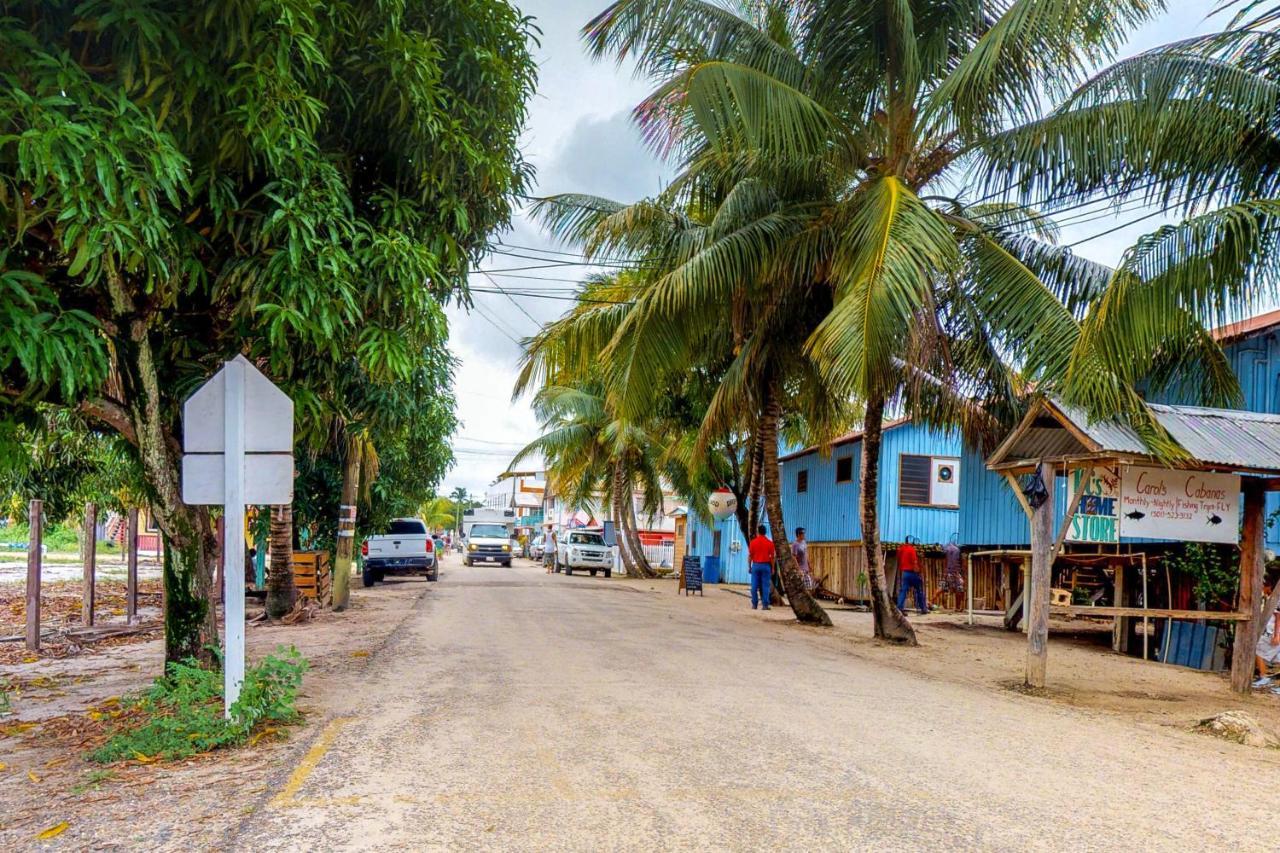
<box><xmin>557</xmin><ymin>531</ymin><xmax>612</xmax><ymax>577</ymax></box>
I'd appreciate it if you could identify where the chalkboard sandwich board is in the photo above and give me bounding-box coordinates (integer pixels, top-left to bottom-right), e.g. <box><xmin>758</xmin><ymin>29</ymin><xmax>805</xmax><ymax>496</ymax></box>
<box><xmin>682</xmin><ymin>555</ymin><xmax>703</xmax><ymax>596</ymax></box>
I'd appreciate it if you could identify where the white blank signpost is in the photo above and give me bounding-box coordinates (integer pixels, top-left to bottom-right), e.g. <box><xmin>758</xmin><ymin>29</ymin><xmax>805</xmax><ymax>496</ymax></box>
<box><xmin>182</xmin><ymin>356</ymin><xmax>293</xmax><ymax>716</ymax></box>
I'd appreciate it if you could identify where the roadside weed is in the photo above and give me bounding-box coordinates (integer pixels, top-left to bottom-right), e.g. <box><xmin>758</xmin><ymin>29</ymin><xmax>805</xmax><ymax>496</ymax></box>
<box><xmin>88</xmin><ymin>646</ymin><xmax>307</xmax><ymax>764</ymax></box>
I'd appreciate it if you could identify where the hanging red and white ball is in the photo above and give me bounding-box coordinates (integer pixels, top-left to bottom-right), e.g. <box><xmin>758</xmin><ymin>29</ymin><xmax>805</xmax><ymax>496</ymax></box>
<box><xmin>707</xmin><ymin>487</ymin><xmax>738</xmax><ymax>520</ymax></box>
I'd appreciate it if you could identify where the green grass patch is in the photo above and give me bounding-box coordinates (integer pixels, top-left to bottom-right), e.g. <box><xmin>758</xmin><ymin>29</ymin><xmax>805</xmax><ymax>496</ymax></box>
<box><xmin>70</xmin><ymin>768</ymin><xmax>117</xmax><ymax>795</ymax></box>
<box><xmin>88</xmin><ymin>647</ymin><xmax>307</xmax><ymax>764</ymax></box>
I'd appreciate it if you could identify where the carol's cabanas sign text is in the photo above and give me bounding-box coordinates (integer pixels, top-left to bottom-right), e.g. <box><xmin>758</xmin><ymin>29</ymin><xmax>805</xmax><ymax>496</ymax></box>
<box><xmin>1119</xmin><ymin>467</ymin><xmax>1240</xmax><ymax>544</ymax></box>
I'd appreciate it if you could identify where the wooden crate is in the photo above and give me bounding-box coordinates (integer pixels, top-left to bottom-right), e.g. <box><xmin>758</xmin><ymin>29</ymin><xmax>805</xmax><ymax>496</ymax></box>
<box><xmin>292</xmin><ymin>550</ymin><xmax>331</xmax><ymax>602</ymax></box>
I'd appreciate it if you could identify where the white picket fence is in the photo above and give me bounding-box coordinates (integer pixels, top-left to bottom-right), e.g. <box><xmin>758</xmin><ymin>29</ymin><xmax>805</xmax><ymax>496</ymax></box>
<box><xmin>641</xmin><ymin>542</ymin><xmax>674</xmax><ymax>568</ymax></box>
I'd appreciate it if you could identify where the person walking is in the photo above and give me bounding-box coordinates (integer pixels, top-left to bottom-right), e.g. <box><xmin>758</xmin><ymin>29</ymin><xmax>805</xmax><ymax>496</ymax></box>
<box><xmin>791</xmin><ymin>527</ymin><xmax>815</xmax><ymax>591</ymax></box>
<box><xmin>748</xmin><ymin>525</ymin><xmax>775</xmax><ymax>610</ymax></box>
<box><xmin>896</xmin><ymin>535</ymin><xmax>927</xmax><ymax>616</ymax></box>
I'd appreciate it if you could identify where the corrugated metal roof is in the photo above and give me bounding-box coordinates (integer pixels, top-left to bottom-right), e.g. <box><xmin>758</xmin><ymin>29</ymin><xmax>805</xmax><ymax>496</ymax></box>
<box><xmin>1147</xmin><ymin>403</ymin><xmax>1280</xmax><ymax>471</ymax></box>
<box><xmin>1214</xmin><ymin>308</ymin><xmax>1280</xmax><ymax>343</ymax></box>
<box><xmin>778</xmin><ymin>417</ymin><xmax>912</xmax><ymax>462</ymax></box>
<box><xmin>994</xmin><ymin>398</ymin><xmax>1280</xmax><ymax>473</ymax></box>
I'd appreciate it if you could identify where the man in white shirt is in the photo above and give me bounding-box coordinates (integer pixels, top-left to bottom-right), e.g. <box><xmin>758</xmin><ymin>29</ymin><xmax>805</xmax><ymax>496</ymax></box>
<box><xmin>1254</xmin><ymin>583</ymin><xmax>1280</xmax><ymax>689</ymax></box>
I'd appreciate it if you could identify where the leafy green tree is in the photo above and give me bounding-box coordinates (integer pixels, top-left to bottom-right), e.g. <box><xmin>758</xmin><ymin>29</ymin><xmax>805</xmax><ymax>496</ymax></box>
<box><xmin>0</xmin><ymin>1</ymin><xmax>535</xmax><ymax>662</ymax></box>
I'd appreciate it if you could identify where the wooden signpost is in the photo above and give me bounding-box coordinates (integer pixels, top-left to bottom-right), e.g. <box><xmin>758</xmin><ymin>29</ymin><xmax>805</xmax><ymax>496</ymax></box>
<box><xmin>682</xmin><ymin>555</ymin><xmax>703</xmax><ymax>596</ymax></box>
<box><xmin>182</xmin><ymin>356</ymin><xmax>293</xmax><ymax>716</ymax></box>
<box><xmin>126</xmin><ymin>508</ymin><xmax>139</xmax><ymax>624</ymax></box>
<box><xmin>25</xmin><ymin>499</ymin><xmax>41</xmax><ymax>651</ymax></box>
<box><xmin>82</xmin><ymin>502</ymin><xmax>96</xmax><ymax>627</ymax></box>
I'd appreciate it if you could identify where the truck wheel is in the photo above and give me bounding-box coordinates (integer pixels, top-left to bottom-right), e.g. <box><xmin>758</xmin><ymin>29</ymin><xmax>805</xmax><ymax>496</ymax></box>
<box><xmin>362</xmin><ymin>566</ymin><xmax>377</xmax><ymax>588</ymax></box>
<box><xmin>564</xmin><ymin>566</ymin><xmax>572</xmax><ymax>575</ymax></box>
<box><xmin>604</xmin><ymin>569</ymin><xmax>612</xmax><ymax>578</ymax></box>
<box><xmin>589</xmin><ymin>569</ymin><xmax>598</xmax><ymax>577</ymax></box>
<box><xmin>464</xmin><ymin>557</ymin><xmax>472</xmax><ymax>567</ymax></box>
<box><xmin>428</xmin><ymin>569</ymin><xmax>438</xmax><ymax>582</ymax></box>
<box><xmin>502</xmin><ymin>560</ymin><xmax>511</xmax><ymax>568</ymax></box>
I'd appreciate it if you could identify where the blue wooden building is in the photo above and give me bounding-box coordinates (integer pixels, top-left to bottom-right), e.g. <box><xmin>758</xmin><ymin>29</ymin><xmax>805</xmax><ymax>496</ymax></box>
<box><xmin>684</xmin><ymin>311</ymin><xmax>1280</xmax><ymax>615</ymax></box>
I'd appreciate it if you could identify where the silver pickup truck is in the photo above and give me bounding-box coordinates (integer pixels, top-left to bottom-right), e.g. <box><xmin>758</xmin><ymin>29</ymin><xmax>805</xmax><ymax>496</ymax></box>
<box><xmin>360</xmin><ymin>518</ymin><xmax>437</xmax><ymax>586</ymax></box>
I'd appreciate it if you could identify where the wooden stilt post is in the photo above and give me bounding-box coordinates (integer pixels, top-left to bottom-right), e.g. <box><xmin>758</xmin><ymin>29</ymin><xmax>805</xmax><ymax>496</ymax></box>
<box><xmin>1112</xmin><ymin>560</ymin><xmax>1127</xmax><ymax>652</ymax></box>
<box><xmin>1026</xmin><ymin>462</ymin><xmax>1055</xmax><ymax>689</ymax></box>
<box><xmin>126</xmin><ymin>508</ymin><xmax>139</xmax><ymax>625</ymax></box>
<box><xmin>82</xmin><ymin>502</ymin><xmax>97</xmax><ymax>627</ymax></box>
<box><xmin>25</xmin><ymin>499</ymin><xmax>42</xmax><ymax>651</ymax></box>
<box><xmin>1231</xmin><ymin>482</ymin><xmax>1265</xmax><ymax>693</ymax></box>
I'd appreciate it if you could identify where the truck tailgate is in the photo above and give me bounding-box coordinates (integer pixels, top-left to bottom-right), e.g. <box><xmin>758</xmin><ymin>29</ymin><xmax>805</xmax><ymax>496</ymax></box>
<box><xmin>366</xmin><ymin>535</ymin><xmax>430</xmax><ymax>559</ymax></box>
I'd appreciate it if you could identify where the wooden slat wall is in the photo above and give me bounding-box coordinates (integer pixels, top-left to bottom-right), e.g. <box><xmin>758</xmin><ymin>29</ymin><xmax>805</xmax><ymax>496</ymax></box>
<box><xmin>807</xmin><ymin>542</ymin><xmax>1003</xmax><ymax>609</ymax></box>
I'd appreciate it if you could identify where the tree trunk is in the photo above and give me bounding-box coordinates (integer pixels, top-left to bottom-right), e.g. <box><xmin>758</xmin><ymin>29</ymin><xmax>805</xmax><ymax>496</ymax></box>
<box><xmin>611</xmin><ymin>464</ymin><xmax>640</xmax><ymax>577</ymax></box>
<box><xmin>332</xmin><ymin>441</ymin><xmax>361</xmax><ymax>611</ymax></box>
<box><xmin>613</xmin><ymin>463</ymin><xmax>655</xmax><ymax>578</ymax></box>
<box><xmin>861</xmin><ymin>390</ymin><xmax>916</xmax><ymax>644</ymax></box>
<box><xmin>746</xmin><ymin>429</ymin><xmax>764</xmax><ymax>536</ymax></box>
<box><xmin>266</xmin><ymin>504</ymin><xmax>295</xmax><ymax>619</ymax></box>
<box><xmin>623</xmin><ymin>485</ymin><xmax>657</xmax><ymax>577</ymax></box>
<box><xmin>760</xmin><ymin>393</ymin><xmax>830</xmax><ymax>626</ymax></box>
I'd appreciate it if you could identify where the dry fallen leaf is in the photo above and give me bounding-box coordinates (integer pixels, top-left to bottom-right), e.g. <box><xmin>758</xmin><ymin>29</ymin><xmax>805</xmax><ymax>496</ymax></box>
<box><xmin>350</xmin><ymin>650</ymin><xmax>370</xmax><ymax>658</ymax></box>
<box><xmin>35</xmin><ymin>821</ymin><xmax>69</xmax><ymax>840</ymax></box>
<box><xmin>0</xmin><ymin>761</ymin><xmax>6</xmax><ymax>771</ymax></box>
<box><xmin>132</xmin><ymin>751</ymin><xmax>156</xmax><ymax>764</ymax></box>
<box><xmin>27</xmin><ymin>769</ymin><xmax>40</xmax><ymax>783</ymax></box>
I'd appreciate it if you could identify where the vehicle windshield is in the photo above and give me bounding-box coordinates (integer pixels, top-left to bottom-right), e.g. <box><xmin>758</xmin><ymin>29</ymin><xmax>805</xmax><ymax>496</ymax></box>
<box><xmin>388</xmin><ymin>520</ymin><xmax>427</xmax><ymax>535</ymax></box>
<box><xmin>469</xmin><ymin>523</ymin><xmax>509</xmax><ymax>538</ymax></box>
<box><xmin>569</xmin><ymin>532</ymin><xmax>604</xmax><ymax>545</ymax></box>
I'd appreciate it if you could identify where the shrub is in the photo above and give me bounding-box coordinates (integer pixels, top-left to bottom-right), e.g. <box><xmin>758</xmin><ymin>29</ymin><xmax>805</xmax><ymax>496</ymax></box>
<box><xmin>89</xmin><ymin>647</ymin><xmax>307</xmax><ymax>764</ymax></box>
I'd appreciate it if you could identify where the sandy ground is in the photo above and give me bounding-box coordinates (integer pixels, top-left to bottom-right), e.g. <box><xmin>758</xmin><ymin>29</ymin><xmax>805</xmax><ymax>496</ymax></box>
<box><xmin>0</xmin><ymin>571</ymin><xmax>429</xmax><ymax>849</ymax></box>
<box><xmin>3</xmin><ymin>556</ymin><xmax>1278</xmax><ymax>850</ymax></box>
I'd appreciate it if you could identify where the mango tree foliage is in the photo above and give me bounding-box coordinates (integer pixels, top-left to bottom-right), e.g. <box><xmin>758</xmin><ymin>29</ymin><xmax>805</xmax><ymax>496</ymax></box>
<box><xmin>0</xmin><ymin>0</ymin><xmax>535</xmax><ymax>662</ymax></box>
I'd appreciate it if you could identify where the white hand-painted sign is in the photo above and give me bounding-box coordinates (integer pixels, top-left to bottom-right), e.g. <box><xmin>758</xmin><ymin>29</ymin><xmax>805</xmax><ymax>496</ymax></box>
<box><xmin>181</xmin><ymin>356</ymin><xmax>294</xmax><ymax>715</ymax></box>
<box><xmin>1119</xmin><ymin>466</ymin><xmax>1239</xmax><ymax>544</ymax></box>
<box><xmin>1067</xmin><ymin>466</ymin><xmax>1119</xmax><ymax>543</ymax></box>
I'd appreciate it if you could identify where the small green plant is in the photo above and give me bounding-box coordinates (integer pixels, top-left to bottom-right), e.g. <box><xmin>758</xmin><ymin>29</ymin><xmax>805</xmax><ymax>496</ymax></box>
<box><xmin>88</xmin><ymin>647</ymin><xmax>307</xmax><ymax>764</ymax></box>
<box><xmin>1167</xmin><ymin>543</ymin><xmax>1237</xmax><ymax>609</ymax></box>
<box><xmin>0</xmin><ymin>679</ymin><xmax>11</xmax><ymax>716</ymax></box>
<box><xmin>70</xmin><ymin>769</ymin><xmax>117</xmax><ymax>795</ymax></box>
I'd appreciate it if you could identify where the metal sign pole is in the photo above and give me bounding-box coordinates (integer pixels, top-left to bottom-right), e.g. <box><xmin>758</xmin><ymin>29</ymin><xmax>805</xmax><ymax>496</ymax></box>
<box><xmin>223</xmin><ymin>359</ymin><xmax>246</xmax><ymax>716</ymax></box>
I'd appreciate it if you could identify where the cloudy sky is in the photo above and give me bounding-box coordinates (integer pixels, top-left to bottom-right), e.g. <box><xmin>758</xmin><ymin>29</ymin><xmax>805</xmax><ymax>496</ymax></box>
<box><xmin>441</xmin><ymin>0</ymin><xmax>1225</xmax><ymax>500</ymax></box>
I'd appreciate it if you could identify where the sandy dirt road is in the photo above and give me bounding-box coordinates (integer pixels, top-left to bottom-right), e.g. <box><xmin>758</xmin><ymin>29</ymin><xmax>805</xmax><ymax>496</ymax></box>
<box><xmin>233</xmin><ymin>561</ymin><xmax>1273</xmax><ymax>851</ymax></box>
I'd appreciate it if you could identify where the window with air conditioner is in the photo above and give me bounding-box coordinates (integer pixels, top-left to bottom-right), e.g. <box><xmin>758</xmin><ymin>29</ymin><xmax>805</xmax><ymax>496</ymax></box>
<box><xmin>898</xmin><ymin>454</ymin><xmax>960</xmax><ymax>508</ymax></box>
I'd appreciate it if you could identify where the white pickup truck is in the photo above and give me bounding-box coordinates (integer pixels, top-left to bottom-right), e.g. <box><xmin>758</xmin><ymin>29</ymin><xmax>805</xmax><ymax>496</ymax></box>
<box><xmin>557</xmin><ymin>529</ymin><xmax>613</xmax><ymax>577</ymax></box>
<box><xmin>360</xmin><ymin>518</ymin><xmax>437</xmax><ymax>586</ymax></box>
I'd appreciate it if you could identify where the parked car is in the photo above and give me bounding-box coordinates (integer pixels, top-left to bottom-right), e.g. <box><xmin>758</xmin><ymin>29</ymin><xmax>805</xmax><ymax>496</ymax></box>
<box><xmin>530</xmin><ymin>534</ymin><xmax>545</xmax><ymax>561</ymax></box>
<box><xmin>361</xmin><ymin>518</ymin><xmax>437</xmax><ymax>586</ymax></box>
<box><xmin>557</xmin><ymin>530</ymin><xmax>612</xmax><ymax>577</ymax></box>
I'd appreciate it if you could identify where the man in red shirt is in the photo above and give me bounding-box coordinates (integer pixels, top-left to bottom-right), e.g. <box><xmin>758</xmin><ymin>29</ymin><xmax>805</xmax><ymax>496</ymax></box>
<box><xmin>896</xmin><ymin>535</ymin><xmax>927</xmax><ymax>615</ymax></box>
<box><xmin>747</xmin><ymin>525</ymin><xmax>775</xmax><ymax>610</ymax></box>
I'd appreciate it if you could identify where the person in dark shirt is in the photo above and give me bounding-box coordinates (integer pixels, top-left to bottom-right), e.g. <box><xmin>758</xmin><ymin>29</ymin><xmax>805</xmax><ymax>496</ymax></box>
<box><xmin>747</xmin><ymin>525</ymin><xmax>774</xmax><ymax>610</ymax></box>
<box><xmin>896</xmin><ymin>536</ymin><xmax>927</xmax><ymax>616</ymax></box>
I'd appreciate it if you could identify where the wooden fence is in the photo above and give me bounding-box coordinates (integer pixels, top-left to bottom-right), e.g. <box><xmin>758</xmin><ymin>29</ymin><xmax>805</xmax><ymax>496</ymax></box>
<box><xmin>806</xmin><ymin>541</ymin><xmax>1004</xmax><ymax>610</ymax></box>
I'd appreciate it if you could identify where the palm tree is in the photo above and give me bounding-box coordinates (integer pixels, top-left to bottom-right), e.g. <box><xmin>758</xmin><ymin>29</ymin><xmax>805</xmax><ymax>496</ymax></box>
<box><xmin>509</xmin><ymin>378</ymin><xmax>661</xmax><ymax>578</ymax></box>
<box><xmin>419</xmin><ymin>496</ymin><xmax>457</xmax><ymax>532</ymax></box>
<box><xmin>266</xmin><ymin>505</ymin><xmax>295</xmax><ymax>619</ymax></box>
<box><xmin>535</xmin><ymin>0</ymin><xmax>1233</xmax><ymax>642</ymax></box>
<box><xmin>448</xmin><ymin>486</ymin><xmax>471</xmax><ymax>538</ymax></box>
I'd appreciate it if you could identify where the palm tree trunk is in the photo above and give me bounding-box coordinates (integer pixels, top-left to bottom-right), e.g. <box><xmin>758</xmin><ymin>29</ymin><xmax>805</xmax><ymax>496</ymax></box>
<box><xmin>611</xmin><ymin>463</ymin><xmax>641</xmax><ymax>577</ymax></box>
<box><xmin>623</xmin><ymin>490</ymin><xmax>657</xmax><ymax>577</ymax></box>
<box><xmin>760</xmin><ymin>392</ymin><xmax>830</xmax><ymax>626</ymax></box>
<box><xmin>861</xmin><ymin>390</ymin><xmax>917</xmax><ymax>643</ymax></box>
<box><xmin>266</xmin><ymin>504</ymin><xmax>295</xmax><ymax>619</ymax></box>
<box><xmin>746</xmin><ymin>428</ymin><xmax>764</xmax><ymax>536</ymax></box>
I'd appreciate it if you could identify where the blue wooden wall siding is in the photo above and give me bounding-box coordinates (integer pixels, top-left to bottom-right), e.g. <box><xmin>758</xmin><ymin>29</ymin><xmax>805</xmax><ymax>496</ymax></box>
<box><xmin>684</xmin><ymin>512</ymin><xmax>751</xmax><ymax>583</ymax></box>
<box><xmin>777</xmin><ymin>423</ymin><xmax>963</xmax><ymax>546</ymax></box>
<box><xmin>779</xmin><ymin>444</ymin><xmax>861</xmax><ymax>541</ymax></box>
